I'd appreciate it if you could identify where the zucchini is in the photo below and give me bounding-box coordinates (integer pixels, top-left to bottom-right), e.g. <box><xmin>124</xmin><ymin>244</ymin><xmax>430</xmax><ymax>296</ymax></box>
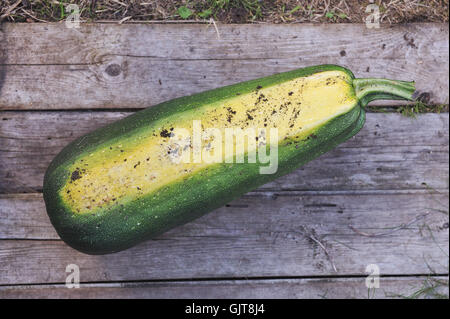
<box><xmin>43</xmin><ymin>65</ymin><xmax>415</xmax><ymax>254</ymax></box>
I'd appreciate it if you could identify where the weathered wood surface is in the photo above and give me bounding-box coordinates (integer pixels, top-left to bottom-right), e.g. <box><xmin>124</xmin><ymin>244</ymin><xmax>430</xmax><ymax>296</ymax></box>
<box><xmin>1</xmin><ymin>276</ymin><xmax>448</xmax><ymax>299</ymax></box>
<box><xmin>0</xmin><ymin>191</ymin><xmax>448</xmax><ymax>285</ymax></box>
<box><xmin>0</xmin><ymin>113</ymin><xmax>448</xmax><ymax>193</ymax></box>
<box><xmin>0</xmin><ymin>23</ymin><xmax>448</xmax><ymax>110</ymax></box>
<box><xmin>0</xmin><ymin>22</ymin><xmax>448</xmax><ymax>298</ymax></box>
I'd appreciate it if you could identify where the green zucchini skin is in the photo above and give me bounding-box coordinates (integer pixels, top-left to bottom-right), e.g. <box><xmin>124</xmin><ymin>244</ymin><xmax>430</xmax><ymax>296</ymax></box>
<box><xmin>43</xmin><ymin>64</ymin><xmax>405</xmax><ymax>255</ymax></box>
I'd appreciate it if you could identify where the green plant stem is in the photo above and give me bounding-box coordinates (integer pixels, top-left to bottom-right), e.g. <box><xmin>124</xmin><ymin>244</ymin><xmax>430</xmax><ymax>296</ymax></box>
<box><xmin>353</xmin><ymin>78</ymin><xmax>416</xmax><ymax>107</ymax></box>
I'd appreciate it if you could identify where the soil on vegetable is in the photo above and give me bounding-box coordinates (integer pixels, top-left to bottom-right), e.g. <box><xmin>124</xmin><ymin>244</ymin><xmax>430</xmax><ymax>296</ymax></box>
<box><xmin>0</xmin><ymin>0</ymin><xmax>448</xmax><ymax>24</ymax></box>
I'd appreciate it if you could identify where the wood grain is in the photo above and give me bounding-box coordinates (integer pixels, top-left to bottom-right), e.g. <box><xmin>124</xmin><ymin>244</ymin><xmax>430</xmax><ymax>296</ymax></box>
<box><xmin>0</xmin><ymin>113</ymin><xmax>448</xmax><ymax>193</ymax></box>
<box><xmin>0</xmin><ymin>191</ymin><xmax>448</xmax><ymax>284</ymax></box>
<box><xmin>0</xmin><ymin>23</ymin><xmax>448</xmax><ymax>110</ymax></box>
<box><xmin>0</xmin><ymin>276</ymin><xmax>447</xmax><ymax>299</ymax></box>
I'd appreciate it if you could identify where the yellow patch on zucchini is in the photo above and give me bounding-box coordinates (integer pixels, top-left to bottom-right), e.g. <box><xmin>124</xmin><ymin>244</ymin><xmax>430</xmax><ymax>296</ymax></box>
<box><xmin>61</xmin><ymin>70</ymin><xmax>356</xmax><ymax>214</ymax></box>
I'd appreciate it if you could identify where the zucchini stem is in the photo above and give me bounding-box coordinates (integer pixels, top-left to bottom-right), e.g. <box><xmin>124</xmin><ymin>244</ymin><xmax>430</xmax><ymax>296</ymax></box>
<box><xmin>353</xmin><ymin>78</ymin><xmax>416</xmax><ymax>107</ymax></box>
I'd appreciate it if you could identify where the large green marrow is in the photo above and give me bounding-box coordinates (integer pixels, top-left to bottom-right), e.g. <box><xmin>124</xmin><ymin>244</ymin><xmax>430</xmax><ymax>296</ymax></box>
<box><xmin>43</xmin><ymin>65</ymin><xmax>415</xmax><ymax>254</ymax></box>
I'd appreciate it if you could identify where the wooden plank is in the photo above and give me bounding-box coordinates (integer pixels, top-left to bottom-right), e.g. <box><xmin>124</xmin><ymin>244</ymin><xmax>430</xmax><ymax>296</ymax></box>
<box><xmin>0</xmin><ymin>23</ymin><xmax>447</xmax><ymax>110</ymax></box>
<box><xmin>0</xmin><ymin>276</ymin><xmax>447</xmax><ymax>299</ymax></box>
<box><xmin>0</xmin><ymin>191</ymin><xmax>448</xmax><ymax>284</ymax></box>
<box><xmin>0</xmin><ymin>193</ymin><xmax>57</xmax><ymax>239</ymax></box>
<box><xmin>0</xmin><ymin>113</ymin><xmax>448</xmax><ymax>193</ymax></box>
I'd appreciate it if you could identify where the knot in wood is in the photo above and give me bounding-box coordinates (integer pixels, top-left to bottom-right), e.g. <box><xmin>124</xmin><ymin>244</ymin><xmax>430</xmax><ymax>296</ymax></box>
<box><xmin>105</xmin><ymin>64</ymin><xmax>122</xmax><ymax>77</ymax></box>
